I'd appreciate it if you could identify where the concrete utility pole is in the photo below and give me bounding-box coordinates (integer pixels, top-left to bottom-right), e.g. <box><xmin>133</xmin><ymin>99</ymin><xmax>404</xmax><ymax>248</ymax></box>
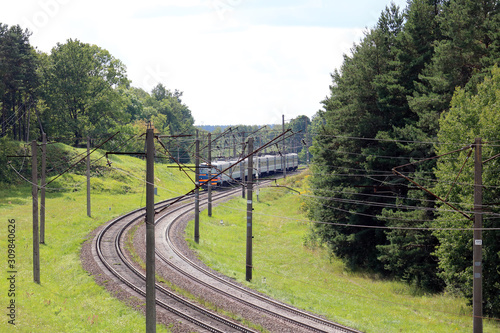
<box><xmin>473</xmin><ymin>137</ymin><xmax>483</xmax><ymax>333</ymax></box>
<box><xmin>282</xmin><ymin>114</ymin><xmax>286</xmax><ymax>179</ymax></box>
<box><xmin>31</xmin><ymin>140</ymin><xmax>40</xmax><ymax>284</ymax></box>
<box><xmin>241</xmin><ymin>132</ymin><xmax>245</xmax><ymax>198</ymax></box>
<box><xmin>208</xmin><ymin>132</ymin><xmax>212</xmax><ymax>217</ymax></box>
<box><xmin>40</xmin><ymin>133</ymin><xmax>46</xmax><ymax>244</ymax></box>
<box><xmin>246</xmin><ymin>137</ymin><xmax>254</xmax><ymax>282</ymax></box>
<box><xmin>233</xmin><ymin>134</ymin><xmax>237</xmax><ymax>159</ymax></box>
<box><xmin>224</xmin><ymin>137</ymin><xmax>228</xmax><ymax>158</ymax></box>
<box><xmin>304</xmin><ymin>117</ymin><xmax>310</xmax><ymax>165</ymax></box>
<box><xmin>145</xmin><ymin>127</ymin><xmax>156</xmax><ymax>333</ymax></box>
<box><xmin>194</xmin><ymin>131</ymin><xmax>200</xmax><ymax>244</ymax></box>
<box><xmin>86</xmin><ymin>136</ymin><xmax>91</xmax><ymax>217</ymax></box>
<box><xmin>256</xmin><ymin>173</ymin><xmax>259</xmax><ymax>203</ymax></box>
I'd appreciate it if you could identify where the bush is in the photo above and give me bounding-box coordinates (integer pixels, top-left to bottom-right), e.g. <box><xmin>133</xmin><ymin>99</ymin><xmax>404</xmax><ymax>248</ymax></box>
<box><xmin>0</xmin><ymin>137</ymin><xmax>26</xmax><ymax>185</ymax></box>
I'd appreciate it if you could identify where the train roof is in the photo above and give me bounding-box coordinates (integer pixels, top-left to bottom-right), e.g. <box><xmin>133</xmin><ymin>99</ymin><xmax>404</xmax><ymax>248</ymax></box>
<box><xmin>201</xmin><ymin>153</ymin><xmax>297</xmax><ymax>166</ymax></box>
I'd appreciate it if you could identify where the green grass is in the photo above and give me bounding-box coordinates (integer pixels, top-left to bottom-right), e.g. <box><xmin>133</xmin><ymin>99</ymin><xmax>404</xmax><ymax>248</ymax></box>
<box><xmin>2</xmin><ymin>143</ymin><xmax>499</xmax><ymax>333</ymax></box>
<box><xmin>0</xmin><ymin>144</ymin><xmax>194</xmax><ymax>332</ymax></box>
<box><xmin>185</xmin><ymin>171</ymin><xmax>500</xmax><ymax>333</ymax></box>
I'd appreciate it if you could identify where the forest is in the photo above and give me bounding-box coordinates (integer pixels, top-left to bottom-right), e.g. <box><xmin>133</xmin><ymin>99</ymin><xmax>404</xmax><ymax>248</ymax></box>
<box><xmin>0</xmin><ymin>24</ymin><xmax>314</xmax><ymax>181</ymax></box>
<box><xmin>2</xmin><ymin>0</ymin><xmax>500</xmax><ymax>320</ymax></box>
<box><xmin>0</xmin><ymin>26</ymin><xmax>196</xmax><ymax>183</ymax></box>
<box><xmin>308</xmin><ymin>0</ymin><xmax>500</xmax><ymax>317</ymax></box>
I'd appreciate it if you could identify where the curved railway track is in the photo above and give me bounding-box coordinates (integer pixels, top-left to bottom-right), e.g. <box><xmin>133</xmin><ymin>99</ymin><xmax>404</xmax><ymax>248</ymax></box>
<box><xmin>92</xmin><ymin>183</ymin><xmax>361</xmax><ymax>332</ymax></box>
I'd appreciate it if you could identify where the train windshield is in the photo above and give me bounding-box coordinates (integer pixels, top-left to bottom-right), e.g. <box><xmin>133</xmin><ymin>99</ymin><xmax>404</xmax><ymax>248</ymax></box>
<box><xmin>199</xmin><ymin>166</ymin><xmax>218</xmax><ymax>175</ymax></box>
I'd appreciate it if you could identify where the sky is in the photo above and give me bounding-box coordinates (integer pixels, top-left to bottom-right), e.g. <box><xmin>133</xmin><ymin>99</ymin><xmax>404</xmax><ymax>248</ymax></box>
<box><xmin>0</xmin><ymin>0</ymin><xmax>409</xmax><ymax>126</ymax></box>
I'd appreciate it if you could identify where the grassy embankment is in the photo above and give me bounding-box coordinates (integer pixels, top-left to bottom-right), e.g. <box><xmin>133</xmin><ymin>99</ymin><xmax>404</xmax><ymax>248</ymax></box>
<box><xmin>0</xmin><ymin>143</ymin><xmax>194</xmax><ymax>332</ymax></box>
<box><xmin>185</xmin><ymin>170</ymin><xmax>500</xmax><ymax>333</ymax></box>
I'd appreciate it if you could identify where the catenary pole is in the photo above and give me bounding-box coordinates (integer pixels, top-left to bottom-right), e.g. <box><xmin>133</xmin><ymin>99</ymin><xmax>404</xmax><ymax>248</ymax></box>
<box><xmin>473</xmin><ymin>137</ymin><xmax>483</xmax><ymax>333</ymax></box>
<box><xmin>32</xmin><ymin>140</ymin><xmax>40</xmax><ymax>284</ymax></box>
<box><xmin>246</xmin><ymin>137</ymin><xmax>254</xmax><ymax>282</ymax></box>
<box><xmin>208</xmin><ymin>132</ymin><xmax>212</xmax><ymax>217</ymax></box>
<box><xmin>194</xmin><ymin>131</ymin><xmax>200</xmax><ymax>243</ymax></box>
<box><xmin>87</xmin><ymin>136</ymin><xmax>91</xmax><ymax>217</ymax></box>
<box><xmin>145</xmin><ymin>126</ymin><xmax>156</xmax><ymax>333</ymax></box>
<box><xmin>40</xmin><ymin>133</ymin><xmax>46</xmax><ymax>244</ymax></box>
<box><xmin>241</xmin><ymin>132</ymin><xmax>246</xmax><ymax>198</ymax></box>
<box><xmin>233</xmin><ymin>134</ymin><xmax>236</xmax><ymax>158</ymax></box>
<box><xmin>305</xmin><ymin>117</ymin><xmax>310</xmax><ymax>165</ymax></box>
<box><xmin>282</xmin><ymin>114</ymin><xmax>286</xmax><ymax>179</ymax></box>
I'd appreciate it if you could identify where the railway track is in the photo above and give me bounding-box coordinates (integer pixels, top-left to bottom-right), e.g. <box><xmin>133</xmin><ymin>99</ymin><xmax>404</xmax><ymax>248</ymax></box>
<box><xmin>92</xmin><ymin>182</ymin><xmax>361</xmax><ymax>332</ymax></box>
<box><xmin>93</xmin><ymin>193</ymin><xmax>257</xmax><ymax>332</ymax></box>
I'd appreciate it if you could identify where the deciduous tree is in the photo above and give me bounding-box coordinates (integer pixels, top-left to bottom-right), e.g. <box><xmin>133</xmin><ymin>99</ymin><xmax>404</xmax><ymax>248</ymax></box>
<box><xmin>434</xmin><ymin>66</ymin><xmax>500</xmax><ymax>317</ymax></box>
<box><xmin>40</xmin><ymin>39</ymin><xmax>128</xmax><ymax>145</ymax></box>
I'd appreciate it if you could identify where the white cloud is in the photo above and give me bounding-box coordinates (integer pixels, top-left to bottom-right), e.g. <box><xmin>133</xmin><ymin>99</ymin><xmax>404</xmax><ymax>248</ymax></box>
<box><xmin>174</xmin><ymin>25</ymin><xmax>362</xmax><ymax>125</ymax></box>
<box><xmin>115</xmin><ymin>15</ymin><xmax>363</xmax><ymax>125</ymax></box>
<box><xmin>1</xmin><ymin>0</ymin><xmax>389</xmax><ymax>126</ymax></box>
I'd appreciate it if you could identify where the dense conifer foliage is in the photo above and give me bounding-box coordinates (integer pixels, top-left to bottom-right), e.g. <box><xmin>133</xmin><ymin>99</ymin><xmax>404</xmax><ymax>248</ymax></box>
<box><xmin>0</xmin><ymin>24</ymin><xmax>38</xmax><ymax>141</ymax></box>
<box><xmin>308</xmin><ymin>0</ymin><xmax>500</xmax><ymax>314</ymax></box>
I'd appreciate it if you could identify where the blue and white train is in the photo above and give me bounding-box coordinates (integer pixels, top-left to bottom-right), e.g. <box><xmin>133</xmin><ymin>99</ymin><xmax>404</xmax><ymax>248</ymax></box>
<box><xmin>199</xmin><ymin>153</ymin><xmax>298</xmax><ymax>186</ymax></box>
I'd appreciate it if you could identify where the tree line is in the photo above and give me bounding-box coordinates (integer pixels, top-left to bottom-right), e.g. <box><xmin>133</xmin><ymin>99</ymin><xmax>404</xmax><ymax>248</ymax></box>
<box><xmin>197</xmin><ymin>115</ymin><xmax>318</xmax><ymax>164</ymax></box>
<box><xmin>0</xmin><ymin>23</ymin><xmax>196</xmax><ymax>175</ymax></box>
<box><xmin>0</xmin><ymin>22</ymin><xmax>316</xmax><ymax>180</ymax></box>
<box><xmin>308</xmin><ymin>0</ymin><xmax>500</xmax><ymax>317</ymax></box>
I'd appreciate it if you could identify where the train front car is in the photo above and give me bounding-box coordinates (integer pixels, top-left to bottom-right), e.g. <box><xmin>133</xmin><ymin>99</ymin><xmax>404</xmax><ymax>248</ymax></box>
<box><xmin>199</xmin><ymin>163</ymin><xmax>220</xmax><ymax>187</ymax></box>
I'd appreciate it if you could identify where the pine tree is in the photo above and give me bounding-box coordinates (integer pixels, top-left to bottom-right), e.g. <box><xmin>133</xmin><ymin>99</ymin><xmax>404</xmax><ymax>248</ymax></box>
<box><xmin>0</xmin><ymin>24</ymin><xmax>38</xmax><ymax>141</ymax></box>
<box><xmin>434</xmin><ymin>66</ymin><xmax>500</xmax><ymax>317</ymax></box>
<box><xmin>408</xmin><ymin>0</ymin><xmax>500</xmax><ymax>138</ymax></box>
<box><xmin>374</xmin><ymin>0</ymin><xmax>445</xmax><ymax>291</ymax></box>
<box><xmin>309</xmin><ymin>5</ymin><xmax>407</xmax><ymax>271</ymax></box>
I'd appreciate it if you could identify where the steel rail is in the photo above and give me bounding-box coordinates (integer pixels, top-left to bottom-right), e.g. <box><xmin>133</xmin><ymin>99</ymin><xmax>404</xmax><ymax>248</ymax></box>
<box><xmin>154</xmin><ymin>184</ymin><xmax>361</xmax><ymax>333</ymax></box>
<box><xmin>94</xmin><ymin>170</ymin><xmax>359</xmax><ymax>332</ymax></box>
<box><xmin>94</xmin><ymin>195</ymin><xmax>257</xmax><ymax>333</ymax></box>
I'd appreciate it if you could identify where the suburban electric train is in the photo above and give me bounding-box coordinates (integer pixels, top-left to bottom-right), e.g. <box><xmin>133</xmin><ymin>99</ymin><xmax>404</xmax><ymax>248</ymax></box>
<box><xmin>199</xmin><ymin>153</ymin><xmax>298</xmax><ymax>186</ymax></box>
